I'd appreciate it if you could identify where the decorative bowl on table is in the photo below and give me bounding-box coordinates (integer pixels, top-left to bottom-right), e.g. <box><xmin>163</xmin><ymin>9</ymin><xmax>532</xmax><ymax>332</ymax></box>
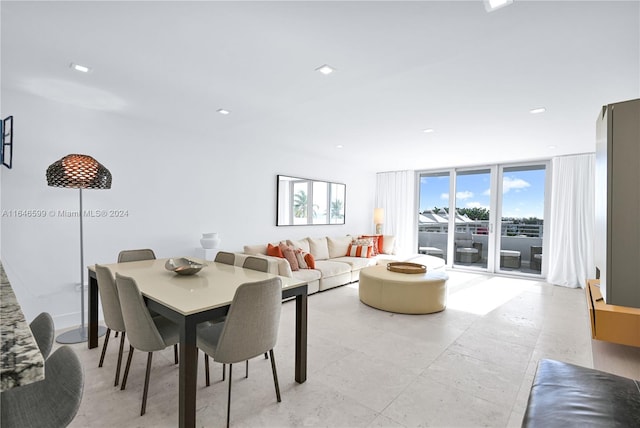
<box><xmin>165</xmin><ymin>258</ymin><xmax>206</xmax><ymax>276</ymax></box>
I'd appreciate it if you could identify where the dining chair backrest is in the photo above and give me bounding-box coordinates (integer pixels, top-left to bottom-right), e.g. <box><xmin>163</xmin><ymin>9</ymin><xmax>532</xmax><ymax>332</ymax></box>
<box><xmin>118</xmin><ymin>249</ymin><xmax>156</xmax><ymax>263</ymax></box>
<box><xmin>1</xmin><ymin>346</ymin><xmax>84</xmax><ymax>428</ymax></box>
<box><xmin>242</xmin><ymin>256</ymin><xmax>269</xmax><ymax>273</ymax></box>
<box><xmin>115</xmin><ymin>273</ymin><xmax>167</xmax><ymax>352</ymax></box>
<box><xmin>95</xmin><ymin>264</ymin><xmax>126</xmax><ymax>333</ymax></box>
<box><xmin>213</xmin><ymin>277</ymin><xmax>282</xmax><ymax>364</ymax></box>
<box><xmin>214</xmin><ymin>251</ymin><xmax>235</xmax><ymax>265</ymax></box>
<box><xmin>29</xmin><ymin>312</ymin><xmax>55</xmax><ymax>360</ymax></box>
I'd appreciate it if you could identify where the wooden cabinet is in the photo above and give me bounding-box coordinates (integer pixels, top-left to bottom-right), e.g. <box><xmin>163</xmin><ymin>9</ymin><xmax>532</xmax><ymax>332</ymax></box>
<box><xmin>586</xmin><ymin>279</ymin><xmax>640</xmax><ymax>347</ymax></box>
<box><xmin>595</xmin><ymin>99</ymin><xmax>640</xmax><ymax>308</ymax></box>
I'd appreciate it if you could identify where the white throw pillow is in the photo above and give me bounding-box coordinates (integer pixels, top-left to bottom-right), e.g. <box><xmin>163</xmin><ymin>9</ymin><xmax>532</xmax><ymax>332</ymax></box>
<box><xmin>307</xmin><ymin>237</ymin><xmax>330</xmax><ymax>260</ymax></box>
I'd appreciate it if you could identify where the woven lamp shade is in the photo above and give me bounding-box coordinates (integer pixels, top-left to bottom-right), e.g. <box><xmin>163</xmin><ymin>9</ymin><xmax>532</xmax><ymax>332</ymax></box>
<box><xmin>46</xmin><ymin>154</ymin><xmax>112</xmax><ymax>189</ymax></box>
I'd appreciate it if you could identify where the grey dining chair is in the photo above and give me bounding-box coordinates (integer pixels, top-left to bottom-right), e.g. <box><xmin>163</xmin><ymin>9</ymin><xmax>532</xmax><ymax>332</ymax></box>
<box><xmin>95</xmin><ymin>264</ymin><xmax>128</xmax><ymax>387</ymax></box>
<box><xmin>214</xmin><ymin>251</ymin><xmax>235</xmax><ymax>265</ymax></box>
<box><xmin>116</xmin><ymin>247</ymin><xmax>175</xmax><ymax>356</ymax></box>
<box><xmin>117</xmin><ymin>248</ymin><xmax>156</xmax><ymax>263</ymax></box>
<box><xmin>115</xmin><ymin>248</ymin><xmax>157</xmax><ymax>337</ymax></box>
<box><xmin>29</xmin><ymin>312</ymin><xmax>55</xmax><ymax>360</ymax></box>
<box><xmin>242</xmin><ymin>256</ymin><xmax>269</xmax><ymax>273</ymax></box>
<box><xmin>243</xmin><ymin>256</ymin><xmax>270</xmax><ymax>361</ymax></box>
<box><xmin>203</xmin><ymin>255</ymin><xmax>271</xmax><ymax>385</ymax></box>
<box><xmin>1</xmin><ymin>346</ymin><xmax>84</xmax><ymax>428</ymax></box>
<box><xmin>115</xmin><ymin>273</ymin><xmax>180</xmax><ymax>416</ymax></box>
<box><xmin>197</xmin><ymin>277</ymin><xmax>283</xmax><ymax>428</ymax></box>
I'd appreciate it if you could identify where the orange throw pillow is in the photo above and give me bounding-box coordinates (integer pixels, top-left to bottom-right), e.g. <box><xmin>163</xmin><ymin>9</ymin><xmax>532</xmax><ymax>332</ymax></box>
<box><xmin>267</xmin><ymin>243</ymin><xmax>284</xmax><ymax>258</ymax></box>
<box><xmin>304</xmin><ymin>253</ymin><xmax>316</xmax><ymax>269</ymax></box>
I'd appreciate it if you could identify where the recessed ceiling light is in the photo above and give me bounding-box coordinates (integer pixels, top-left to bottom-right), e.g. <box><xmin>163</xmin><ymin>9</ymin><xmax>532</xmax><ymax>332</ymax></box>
<box><xmin>422</xmin><ymin>128</ymin><xmax>435</xmax><ymax>133</ymax></box>
<box><xmin>336</xmin><ymin>145</ymin><xmax>343</xmax><ymax>149</ymax></box>
<box><xmin>484</xmin><ymin>0</ymin><xmax>513</xmax><ymax>12</ymax></box>
<box><xmin>216</xmin><ymin>108</ymin><xmax>230</xmax><ymax>115</ymax></box>
<box><xmin>315</xmin><ymin>64</ymin><xmax>335</xmax><ymax>75</ymax></box>
<box><xmin>530</xmin><ymin>107</ymin><xmax>546</xmax><ymax>114</ymax></box>
<box><xmin>70</xmin><ymin>63</ymin><xmax>91</xmax><ymax>73</ymax></box>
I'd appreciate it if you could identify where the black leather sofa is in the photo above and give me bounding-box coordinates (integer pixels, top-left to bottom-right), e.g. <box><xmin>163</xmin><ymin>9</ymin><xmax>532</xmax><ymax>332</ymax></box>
<box><xmin>522</xmin><ymin>359</ymin><xmax>640</xmax><ymax>427</ymax></box>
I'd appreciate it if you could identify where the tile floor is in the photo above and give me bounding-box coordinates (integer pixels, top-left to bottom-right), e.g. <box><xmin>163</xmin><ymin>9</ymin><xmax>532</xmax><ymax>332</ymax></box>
<box><xmin>63</xmin><ymin>271</ymin><xmax>640</xmax><ymax>427</ymax></box>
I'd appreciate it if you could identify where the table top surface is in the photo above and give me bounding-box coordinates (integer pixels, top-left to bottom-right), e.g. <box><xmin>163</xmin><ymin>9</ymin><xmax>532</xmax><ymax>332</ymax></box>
<box><xmin>94</xmin><ymin>258</ymin><xmax>305</xmax><ymax>316</ymax></box>
<box><xmin>1</xmin><ymin>261</ymin><xmax>45</xmax><ymax>391</ymax></box>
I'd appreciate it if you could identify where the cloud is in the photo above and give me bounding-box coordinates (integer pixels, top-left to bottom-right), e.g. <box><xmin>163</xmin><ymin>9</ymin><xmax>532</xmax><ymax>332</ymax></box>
<box><xmin>503</xmin><ymin>177</ymin><xmax>530</xmax><ymax>193</ymax></box>
<box><xmin>440</xmin><ymin>193</ymin><xmax>449</xmax><ymax>200</ymax></box>
<box><xmin>465</xmin><ymin>201</ymin><xmax>488</xmax><ymax>209</ymax></box>
<box><xmin>456</xmin><ymin>190</ymin><xmax>473</xmax><ymax>200</ymax></box>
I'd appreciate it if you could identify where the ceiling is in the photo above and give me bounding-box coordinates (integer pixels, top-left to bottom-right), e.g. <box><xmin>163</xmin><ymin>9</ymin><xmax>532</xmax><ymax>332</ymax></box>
<box><xmin>2</xmin><ymin>1</ymin><xmax>639</xmax><ymax>172</ymax></box>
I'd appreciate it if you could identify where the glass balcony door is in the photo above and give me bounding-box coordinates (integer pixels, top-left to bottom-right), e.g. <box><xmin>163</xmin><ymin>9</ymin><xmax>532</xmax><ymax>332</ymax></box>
<box><xmin>418</xmin><ymin>172</ymin><xmax>450</xmax><ymax>263</ymax></box>
<box><xmin>496</xmin><ymin>164</ymin><xmax>547</xmax><ymax>275</ymax></box>
<box><xmin>418</xmin><ymin>162</ymin><xmax>548</xmax><ymax>277</ymax></box>
<box><xmin>452</xmin><ymin>168</ymin><xmax>493</xmax><ymax>270</ymax></box>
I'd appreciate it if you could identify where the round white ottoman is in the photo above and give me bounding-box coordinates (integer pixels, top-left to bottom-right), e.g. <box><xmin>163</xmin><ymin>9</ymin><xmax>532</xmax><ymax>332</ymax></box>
<box><xmin>359</xmin><ymin>265</ymin><xmax>449</xmax><ymax>314</ymax></box>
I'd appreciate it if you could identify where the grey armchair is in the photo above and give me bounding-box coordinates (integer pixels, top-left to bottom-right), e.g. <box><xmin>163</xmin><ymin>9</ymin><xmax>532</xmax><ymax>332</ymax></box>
<box><xmin>454</xmin><ymin>231</ymin><xmax>483</xmax><ymax>263</ymax></box>
<box><xmin>115</xmin><ymin>273</ymin><xmax>180</xmax><ymax>416</ymax></box>
<box><xmin>29</xmin><ymin>312</ymin><xmax>54</xmax><ymax>360</ymax></box>
<box><xmin>1</xmin><ymin>346</ymin><xmax>84</xmax><ymax>428</ymax></box>
<box><xmin>197</xmin><ymin>277</ymin><xmax>283</xmax><ymax>428</ymax></box>
<box><xmin>95</xmin><ymin>264</ymin><xmax>127</xmax><ymax>387</ymax></box>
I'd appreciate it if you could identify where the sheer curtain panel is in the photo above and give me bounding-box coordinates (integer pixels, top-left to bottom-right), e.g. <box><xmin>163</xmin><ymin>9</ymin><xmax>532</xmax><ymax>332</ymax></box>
<box><xmin>547</xmin><ymin>154</ymin><xmax>595</xmax><ymax>288</ymax></box>
<box><xmin>375</xmin><ymin>171</ymin><xmax>416</xmax><ymax>255</ymax></box>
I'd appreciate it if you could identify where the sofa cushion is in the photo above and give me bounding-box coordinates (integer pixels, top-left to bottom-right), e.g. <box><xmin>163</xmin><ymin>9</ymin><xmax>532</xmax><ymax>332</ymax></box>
<box><xmin>314</xmin><ymin>260</ymin><xmax>351</xmax><ymax>278</ymax></box>
<box><xmin>244</xmin><ymin>244</ymin><xmax>267</xmax><ymax>255</ymax></box>
<box><xmin>307</xmin><ymin>237</ymin><xmax>330</xmax><ymax>260</ymax></box>
<box><xmin>327</xmin><ymin>236</ymin><xmax>353</xmax><ymax>259</ymax></box>
<box><xmin>331</xmin><ymin>256</ymin><xmax>377</xmax><ymax>271</ymax></box>
<box><xmin>291</xmin><ymin>268</ymin><xmax>321</xmax><ymax>283</ymax></box>
<box><xmin>382</xmin><ymin>235</ymin><xmax>396</xmax><ymax>254</ymax></box>
<box><xmin>287</xmin><ymin>238</ymin><xmax>310</xmax><ymax>253</ymax></box>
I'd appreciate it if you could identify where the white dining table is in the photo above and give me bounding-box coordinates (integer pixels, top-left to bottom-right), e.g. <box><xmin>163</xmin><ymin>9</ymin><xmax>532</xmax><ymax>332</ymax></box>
<box><xmin>87</xmin><ymin>258</ymin><xmax>308</xmax><ymax>428</ymax></box>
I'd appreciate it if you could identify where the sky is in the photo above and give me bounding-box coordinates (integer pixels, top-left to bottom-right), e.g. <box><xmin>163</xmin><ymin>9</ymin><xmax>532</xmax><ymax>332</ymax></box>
<box><xmin>419</xmin><ymin>167</ymin><xmax>546</xmax><ymax>219</ymax></box>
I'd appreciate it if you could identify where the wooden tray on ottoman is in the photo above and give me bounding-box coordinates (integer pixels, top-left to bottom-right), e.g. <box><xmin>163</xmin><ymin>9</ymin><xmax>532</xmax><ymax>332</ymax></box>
<box><xmin>387</xmin><ymin>262</ymin><xmax>427</xmax><ymax>274</ymax></box>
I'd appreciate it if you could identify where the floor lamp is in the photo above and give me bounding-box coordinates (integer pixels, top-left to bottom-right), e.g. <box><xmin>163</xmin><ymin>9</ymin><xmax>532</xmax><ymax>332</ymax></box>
<box><xmin>47</xmin><ymin>154</ymin><xmax>112</xmax><ymax>344</ymax></box>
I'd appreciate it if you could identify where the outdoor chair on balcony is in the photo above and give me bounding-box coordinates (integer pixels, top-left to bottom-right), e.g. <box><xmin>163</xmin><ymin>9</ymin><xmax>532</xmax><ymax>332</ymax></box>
<box><xmin>454</xmin><ymin>231</ymin><xmax>482</xmax><ymax>263</ymax></box>
<box><xmin>530</xmin><ymin>246</ymin><xmax>542</xmax><ymax>272</ymax></box>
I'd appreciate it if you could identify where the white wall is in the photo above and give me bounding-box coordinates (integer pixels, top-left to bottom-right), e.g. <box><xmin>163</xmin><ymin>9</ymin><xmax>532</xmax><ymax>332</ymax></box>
<box><xmin>0</xmin><ymin>88</ymin><xmax>376</xmax><ymax>328</ymax></box>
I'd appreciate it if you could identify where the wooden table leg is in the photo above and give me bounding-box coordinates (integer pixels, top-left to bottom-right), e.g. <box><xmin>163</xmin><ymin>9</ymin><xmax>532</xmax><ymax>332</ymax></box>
<box><xmin>295</xmin><ymin>290</ymin><xmax>307</xmax><ymax>383</ymax></box>
<box><xmin>178</xmin><ymin>315</ymin><xmax>198</xmax><ymax>428</ymax></box>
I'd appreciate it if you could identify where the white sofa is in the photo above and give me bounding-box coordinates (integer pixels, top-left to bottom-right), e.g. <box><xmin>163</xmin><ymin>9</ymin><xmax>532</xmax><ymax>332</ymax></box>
<box><xmin>241</xmin><ymin>235</ymin><xmax>444</xmax><ymax>295</ymax></box>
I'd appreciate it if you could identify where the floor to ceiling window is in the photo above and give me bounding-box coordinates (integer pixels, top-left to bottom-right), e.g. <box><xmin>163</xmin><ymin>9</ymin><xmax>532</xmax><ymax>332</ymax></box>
<box><xmin>418</xmin><ymin>162</ymin><xmax>548</xmax><ymax>276</ymax></box>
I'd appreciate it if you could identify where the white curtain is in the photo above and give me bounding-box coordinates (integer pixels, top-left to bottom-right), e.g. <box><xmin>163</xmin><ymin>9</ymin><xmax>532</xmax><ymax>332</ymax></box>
<box><xmin>375</xmin><ymin>171</ymin><xmax>416</xmax><ymax>255</ymax></box>
<box><xmin>547</xmin><ymin>154</ymin><xmax>595</xmax><ymax>288</ymax></box>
